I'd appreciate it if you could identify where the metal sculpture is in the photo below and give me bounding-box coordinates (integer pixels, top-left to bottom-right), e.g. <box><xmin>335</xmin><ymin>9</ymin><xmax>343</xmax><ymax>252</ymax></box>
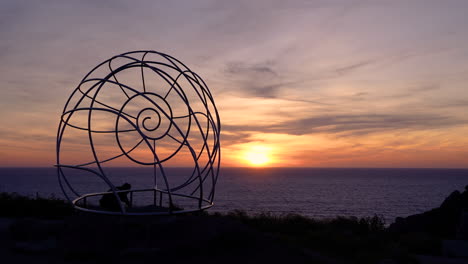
<box><xmin>56</xmin><ymin>51</ymin><xmax>221</xmax><ymax>215</ymax></box>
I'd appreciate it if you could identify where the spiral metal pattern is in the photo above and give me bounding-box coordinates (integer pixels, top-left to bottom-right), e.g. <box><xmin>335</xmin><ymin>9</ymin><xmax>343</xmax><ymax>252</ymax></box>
<box><xmin>56</xmin><ymin>51</ymin><xmax>221</xmax><ymax>215</ymax></box>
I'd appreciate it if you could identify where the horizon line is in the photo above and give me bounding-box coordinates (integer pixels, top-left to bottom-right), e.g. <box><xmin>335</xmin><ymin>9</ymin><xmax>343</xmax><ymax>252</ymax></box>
<box><xmin>1</xmin><ymin>166</ymin><xmax>468</xmax><ymax>170</ymax></box>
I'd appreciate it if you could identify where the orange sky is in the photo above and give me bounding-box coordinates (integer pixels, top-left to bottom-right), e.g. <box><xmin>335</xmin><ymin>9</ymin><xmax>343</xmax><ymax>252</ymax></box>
<box><xmin>1</xmin><ymin>1</ymin><xmax>468</xmax><ymax>168</ymax></box>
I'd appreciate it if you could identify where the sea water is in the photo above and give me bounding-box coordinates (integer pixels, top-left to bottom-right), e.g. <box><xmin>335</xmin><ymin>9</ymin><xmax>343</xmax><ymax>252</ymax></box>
<box><xmin>0</xmin><ymin>167</ymin><xmax>467</xmax><ymax>223</ymax></box>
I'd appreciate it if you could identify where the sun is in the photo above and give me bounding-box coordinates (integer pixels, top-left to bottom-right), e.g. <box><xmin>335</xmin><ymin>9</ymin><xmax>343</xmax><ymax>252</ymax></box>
<box><xmin>243</xmin><ymin>145</ymin><xmax>272</xmax><ymax>167</ymax></box>
<box><xmin>245</xmin><ymin>152</ymin><xmax>269</xmax><ymax>166</ymax></box>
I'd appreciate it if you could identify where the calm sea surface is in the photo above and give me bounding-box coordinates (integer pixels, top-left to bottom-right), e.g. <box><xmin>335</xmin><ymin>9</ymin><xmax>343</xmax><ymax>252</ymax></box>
<box><xmin>1</xmin><ymin>167</ymin><xmax>467</xmax><ymax>223</ymax></box>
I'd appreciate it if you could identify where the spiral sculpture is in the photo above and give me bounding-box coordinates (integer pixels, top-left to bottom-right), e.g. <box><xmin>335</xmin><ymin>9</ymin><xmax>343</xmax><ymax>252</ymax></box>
<box><xmin>56</xmin><ymin>51</ymin><xmax>221</xmax><ymax>215</ymax></box>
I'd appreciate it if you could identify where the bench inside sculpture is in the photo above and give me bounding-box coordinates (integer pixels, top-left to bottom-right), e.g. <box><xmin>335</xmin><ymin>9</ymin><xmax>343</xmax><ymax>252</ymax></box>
<box><xmin>56</xmin><ymin>51</ymin><xmax>220</xmax><ymax>215</ymax></box>
<box><xmin>73</xmin><ymin>188</ymin><xmax>212</xmax><ymax>215</ymax></box>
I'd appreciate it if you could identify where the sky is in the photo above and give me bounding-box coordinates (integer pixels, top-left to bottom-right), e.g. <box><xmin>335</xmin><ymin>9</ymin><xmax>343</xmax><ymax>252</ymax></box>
<box><xmin>1</xmin><ymin>0</ymin><xmax>468</xmax><ymax>168</ymax></box>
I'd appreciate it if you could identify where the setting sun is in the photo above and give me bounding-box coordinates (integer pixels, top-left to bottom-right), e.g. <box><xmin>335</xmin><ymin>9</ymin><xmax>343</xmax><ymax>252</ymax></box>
<box><xmin>243</xmin><ymin>145</ymin><xmax>272</xmax><ymax>167</ymax></box>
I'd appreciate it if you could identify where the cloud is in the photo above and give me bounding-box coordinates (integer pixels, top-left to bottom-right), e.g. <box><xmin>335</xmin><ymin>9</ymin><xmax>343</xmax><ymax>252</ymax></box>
<box><xmin>428</xmin><ymin>99</ymin><xmax>468</xmax><ymax>110</ymax></box>
<box><xmin>332</xmin><ymin>60</ymin><xmax>376</xmax><ymax>76</ymax></box>
<box><xmin>222</xmin><ymin>61</ymin><xmax>286</xmax><ymax>98</ymax></box>
<box><xmin>225</xmin><ymin>62</ymin><xmax>278</xmax><ymax>77</ymax></box>
<box><xmin>410</xmin><ymin>84</ymin><xmax>440</xmax><ymax>93</ymax></box>
<box><xmin>223</xmin><ymin>113</ymin><xmax>467</xmax><ymax>137</ymax></box>
<box><xmin>220</xmin><ymin>131</ymin><xmax>256</xmax><ymax>146</ymax></box>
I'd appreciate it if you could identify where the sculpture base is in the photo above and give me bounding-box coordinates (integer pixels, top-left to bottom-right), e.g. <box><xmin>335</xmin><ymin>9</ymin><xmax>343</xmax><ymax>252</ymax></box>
<box><xmin>71</xmin><ymin>188</ymin><xmax>213</xmax><ymax>216</ymax></box>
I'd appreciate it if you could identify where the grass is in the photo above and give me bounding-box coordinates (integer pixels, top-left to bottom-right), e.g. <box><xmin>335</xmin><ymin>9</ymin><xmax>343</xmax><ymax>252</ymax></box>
<box><xmin>215</xmin><ymin>210</ymin><xmax>405</xmax><ymax>263</ymax></box>
<box><xmin>0</xmin><ymin>192</ymin><xmax>445</xmax><ymax>263</ymax></box>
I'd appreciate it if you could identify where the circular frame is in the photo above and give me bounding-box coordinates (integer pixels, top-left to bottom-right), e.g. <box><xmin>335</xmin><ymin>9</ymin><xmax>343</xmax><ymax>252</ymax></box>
<box><xmin>56</xmin><ymin>50</ymin><xmax>221</xmax><ymax>215</ymax></box>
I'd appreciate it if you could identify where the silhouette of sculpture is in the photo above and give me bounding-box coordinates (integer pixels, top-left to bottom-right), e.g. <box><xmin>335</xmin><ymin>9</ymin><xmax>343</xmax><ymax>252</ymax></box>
<box><xmin>56</xmin><ymin>51</ymin><xmax>221</xmax><ymax>215</ymax></box>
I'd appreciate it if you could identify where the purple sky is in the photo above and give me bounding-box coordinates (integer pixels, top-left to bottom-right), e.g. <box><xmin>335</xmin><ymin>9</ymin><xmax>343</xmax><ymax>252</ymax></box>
<box><xmin>1</xmin><ymin>0</ymin><xmax>468</xmax><ymax>167</ymax></box>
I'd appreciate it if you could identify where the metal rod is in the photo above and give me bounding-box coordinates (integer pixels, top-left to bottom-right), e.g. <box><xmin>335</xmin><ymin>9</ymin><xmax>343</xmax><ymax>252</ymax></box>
<box><xmin>159</xmin><ymin>191</ymin><xmax>162</xmax><ymax>207</ymax></box>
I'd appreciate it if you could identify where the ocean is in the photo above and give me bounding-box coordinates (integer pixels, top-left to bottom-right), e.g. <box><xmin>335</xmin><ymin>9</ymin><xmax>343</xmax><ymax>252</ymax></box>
<box><xmin>1</xmin><ymin>167</ymin><xmax>467</xmax><ymax>223</ymax></box>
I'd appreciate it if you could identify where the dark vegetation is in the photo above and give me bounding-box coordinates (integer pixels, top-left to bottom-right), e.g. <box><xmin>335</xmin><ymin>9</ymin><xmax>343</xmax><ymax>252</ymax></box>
<box><xmin>0</xmin><ymin>192</ymin><xmax>73</xmax><ymax>218</ymax></box>
<box><xmin>0</xmin><ymin>190</ymin><xmax>467</xmax><ymax>264</ymax></box>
